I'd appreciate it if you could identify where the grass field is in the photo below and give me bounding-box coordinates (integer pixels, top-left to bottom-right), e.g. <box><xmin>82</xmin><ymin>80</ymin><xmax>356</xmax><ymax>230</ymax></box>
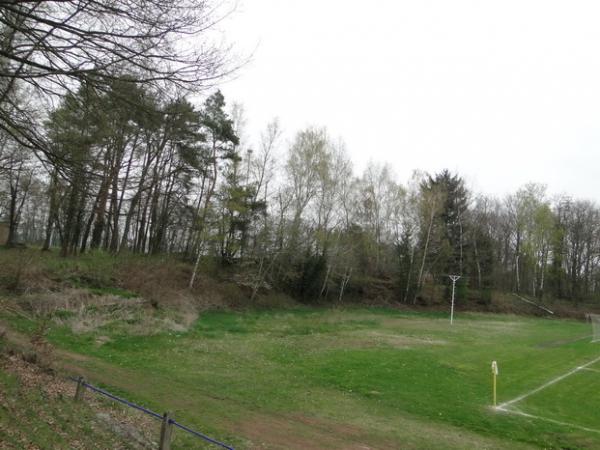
<box><xmin>8</xmin><ymin>307</ymin><xmax>600</xmax><ymax>449</ymax></box>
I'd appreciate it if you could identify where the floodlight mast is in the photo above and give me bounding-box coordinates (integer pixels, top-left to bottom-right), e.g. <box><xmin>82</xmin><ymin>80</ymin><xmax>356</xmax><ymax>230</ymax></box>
<box><xmin>448</xmin><ymin>275</ymin><xmax>461</xmax><ymax>325</ymax></box>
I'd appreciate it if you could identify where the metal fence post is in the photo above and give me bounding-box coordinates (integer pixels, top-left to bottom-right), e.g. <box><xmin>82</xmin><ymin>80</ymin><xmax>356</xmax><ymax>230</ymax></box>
<box><xmin>74</xmin><ymin>376</ymin><xmax>85</xmax><ymax>402</ymax></box>
<box><xmin>159</xmin><ymin>412</ymin><xmax>173</xmax><ymax>450</ymax></box>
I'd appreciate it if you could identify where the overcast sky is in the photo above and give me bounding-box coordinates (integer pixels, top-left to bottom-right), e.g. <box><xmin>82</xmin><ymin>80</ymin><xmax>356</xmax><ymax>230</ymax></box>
<box><xmin>218</xmin><ymin>0</ymin><xmax>600</xmax><ymax>201</ymax></box>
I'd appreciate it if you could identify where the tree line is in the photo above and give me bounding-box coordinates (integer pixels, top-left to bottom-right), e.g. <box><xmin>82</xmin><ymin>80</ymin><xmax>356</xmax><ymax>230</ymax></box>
<box><xmin>1</xmin><ymin>85</ymin><xmax>599</xmax><ymax>304</ymax></box>
<box><xmin>0</xmin><ymin>1</ymin><xmax>598</xmax><ymax>305</ymax></box>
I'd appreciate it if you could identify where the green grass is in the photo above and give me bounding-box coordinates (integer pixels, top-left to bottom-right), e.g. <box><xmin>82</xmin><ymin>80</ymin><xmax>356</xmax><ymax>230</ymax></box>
<box><xmin>517</xmin><ymin>358</ymin><xmax>600</xmax><ymax>431</ymax></box>
<box><xmin>13</xmin><ymin>308</ymin><xmax>600</xmax><ymax>449</ymax></box>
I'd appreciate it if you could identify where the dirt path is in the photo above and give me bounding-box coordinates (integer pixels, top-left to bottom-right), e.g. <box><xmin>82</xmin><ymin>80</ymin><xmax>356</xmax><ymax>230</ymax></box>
<box><xmin>236</xmin><ymin>414</ymin><xmax>399</xmax><ymax>450</ymax></box>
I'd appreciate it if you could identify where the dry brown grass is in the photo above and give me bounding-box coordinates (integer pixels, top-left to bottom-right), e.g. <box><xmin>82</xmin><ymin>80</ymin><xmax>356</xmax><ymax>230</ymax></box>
<box><xmin>118</xmin><ymin>257</ymin><xmax>191</xmax><ymax>306</ymax></box>
<box><xmin>114</xmin><ymin>256</ymin><xmax>253</xmax><ymax>311</ymax></box>
<box><xmin>0</xmin><ymin>349</ymin><xmax>158</xmax><ymax>449</ymax></box>
<box><xmin>15</xmin><ymin>288</ymin><xmax>144</xmax><ymax>315</ymax></box>
<box><xmin>55</xmin><ymin>303</ymin><xmax>198</xmax><ymax>336</ymax></box>
<box><xmin>0</xmin><ymin>249</ymin><xmax>56</xmax><ymax>294</ymax></box>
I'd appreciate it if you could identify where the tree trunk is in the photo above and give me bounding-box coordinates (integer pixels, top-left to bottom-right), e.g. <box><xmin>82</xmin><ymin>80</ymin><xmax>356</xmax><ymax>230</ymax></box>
<box><xmin>42</xmin><ymin>170</ymin><xmax>59</xmax><ymax>251</ymax></box>
<box><xmin>415</xmin><ymin>201</ymin><xmax>436</xmax><ymax>303</ymax></box>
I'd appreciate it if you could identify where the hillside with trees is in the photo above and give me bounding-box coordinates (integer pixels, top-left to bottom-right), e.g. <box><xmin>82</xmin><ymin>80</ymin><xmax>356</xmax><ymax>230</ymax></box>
<box><xmin>0</xmin><ymin>1</ymin><xmax>599</xmax><ymax>309</ymax></box>
<box><xmin>1</xmin><ymin>101</ymin><xmax>599</xmax><ymax>307</ymax></box>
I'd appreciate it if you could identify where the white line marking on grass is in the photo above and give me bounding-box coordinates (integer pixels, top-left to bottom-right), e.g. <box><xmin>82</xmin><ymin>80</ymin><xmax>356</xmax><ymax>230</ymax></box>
<box><xmin>497</xmin><ymin>354</ymin><xmax>600</xmax><ymax>410</ymax></box>
<box><xmin>580</xmin><ymin>367</ymin><xmax>600</xmax><ymax>374</ymax></box>
<box><xmin>497</xmin><ymin>406</ymin><xmax>600</xmax><ymax>435</ymax></box>
<box><xmin>569</xmin><ymin>334</ymin><xmax>595</xmax><ymax>344</ymax></box>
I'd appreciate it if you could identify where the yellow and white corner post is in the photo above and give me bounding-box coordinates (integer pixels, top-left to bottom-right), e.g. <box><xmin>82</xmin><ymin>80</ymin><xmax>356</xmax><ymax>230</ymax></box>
<box><xmin>491</xmin><ymin>360</ymin><xmax>499</xmax><ymax>407</ymax></box>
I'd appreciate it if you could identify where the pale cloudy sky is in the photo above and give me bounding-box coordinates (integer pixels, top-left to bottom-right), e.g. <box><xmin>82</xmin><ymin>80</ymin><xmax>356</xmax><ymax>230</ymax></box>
<box><xmin>217</xmin><ymin>1</ymin><xmax>600</xmax><ymax>201</ymax></box>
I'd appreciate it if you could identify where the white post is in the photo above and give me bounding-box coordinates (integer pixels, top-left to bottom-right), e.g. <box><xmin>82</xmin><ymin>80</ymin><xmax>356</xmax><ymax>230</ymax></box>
<box><xmin>451</xmin><ymin>280</ymin><xmax>455</xmax><ymax>325</ymax></box>
<box><xmin>449</xmin><ymin>275</ymin><xmax>461</xmax><ymax>325</ymax></box>
<box><xmin>491</xmin><ymin>361</ymin><xmax>499</xmax><ymax>407</ymax></box>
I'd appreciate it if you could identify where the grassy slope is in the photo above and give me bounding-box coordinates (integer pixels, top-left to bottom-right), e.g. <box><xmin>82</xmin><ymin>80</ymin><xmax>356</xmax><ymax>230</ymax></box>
<box><xmin>14</xmin><ymin>308</ymin><xmax>596</xmax><ymax>450</ymax></box>
<box><xmin>0</xmin><ymin>357</ymin><xmax>146</xmax><ymax>449</ymax></box>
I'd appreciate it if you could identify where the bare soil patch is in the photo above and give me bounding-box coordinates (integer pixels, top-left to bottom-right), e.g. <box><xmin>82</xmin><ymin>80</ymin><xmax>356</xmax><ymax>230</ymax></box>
<box><xmin>237</xmin><ymin>413</ymin><xmax>398</xmax><ymax>450</ymax></box>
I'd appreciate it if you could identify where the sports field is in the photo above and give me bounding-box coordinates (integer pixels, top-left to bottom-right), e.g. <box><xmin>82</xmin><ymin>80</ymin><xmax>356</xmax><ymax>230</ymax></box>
<box><xmin>42</xmin><ymin>308</ymin><xmax>600</xmax><ymax>449</ymax></box>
